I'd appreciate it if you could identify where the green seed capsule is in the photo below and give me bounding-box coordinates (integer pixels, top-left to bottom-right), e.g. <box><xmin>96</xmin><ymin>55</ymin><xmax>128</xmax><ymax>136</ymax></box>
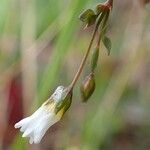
<box><xmin>80</xmin><ymin>73</ymin><xmax>95</xmax><ymax>102</ymax></box>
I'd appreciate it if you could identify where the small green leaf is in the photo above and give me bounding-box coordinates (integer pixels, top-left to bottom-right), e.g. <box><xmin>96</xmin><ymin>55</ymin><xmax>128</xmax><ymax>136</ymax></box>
<box><xmin>91</xmin><ymin>47</ymin><xmax>99</xmax><ymax>71</ymax></box>
<box><xmin>102</xmin><ymin>36</ymin><xmax>111</xmax><ymax>55</ymax></box>
<box><xmin>79</xmin><ymin>9</ymin><xmax>95</xmax><ymax>22</ymax></box>
<box><xmin>79</xmin><ymin>9</ymin><xmax>97</xmax><ymax>27</ymax></box>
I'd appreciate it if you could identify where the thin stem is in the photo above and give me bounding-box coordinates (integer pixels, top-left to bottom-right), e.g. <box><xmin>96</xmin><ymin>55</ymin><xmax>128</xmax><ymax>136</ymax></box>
<box><xmin>69</xmin><ymin>28</ymin><xmax>96</xmax><ymax>89</ymax></box>
<box><xmin>69</xmin><ymin>14</ymin><xmax>104</xmax><ymax>90</ymax></box>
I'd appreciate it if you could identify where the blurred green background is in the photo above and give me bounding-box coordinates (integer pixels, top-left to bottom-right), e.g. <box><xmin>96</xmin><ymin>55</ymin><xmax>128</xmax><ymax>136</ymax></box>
<box><xmin>0</xmin><ymin>0</ymin><xmax>150</xmax><ymax>149</ymax></box>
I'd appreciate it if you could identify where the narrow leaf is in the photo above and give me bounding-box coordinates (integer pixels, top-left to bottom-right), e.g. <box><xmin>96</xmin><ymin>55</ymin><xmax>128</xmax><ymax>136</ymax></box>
<box><xmin>91</xmin><ymin>47</ymin><xmax>99</xmax><ymax>71</ymax></box>
<box><xmin>102</xmin><ymin>36</ymin><xmax>111</xmax><ymax>55</ymax></box>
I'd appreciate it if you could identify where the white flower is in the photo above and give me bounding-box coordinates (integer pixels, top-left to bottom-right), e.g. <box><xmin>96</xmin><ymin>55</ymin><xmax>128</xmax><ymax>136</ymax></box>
<box><xmin>14</xmin><ymin>86</ymin><xmax>71</xmax><ymax>144</ymax></box>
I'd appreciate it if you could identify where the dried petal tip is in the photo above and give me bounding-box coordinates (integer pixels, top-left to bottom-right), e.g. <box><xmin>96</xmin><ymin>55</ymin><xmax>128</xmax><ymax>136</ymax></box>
<box><xmin>14</xmin><ymin>85</ymin><xmax>72</xmax><ymax>144</ymax></box>
<box><xmin>80</xmin><ymin>73</ymin><xmax>95</xmax><ymax>102</ymax></box>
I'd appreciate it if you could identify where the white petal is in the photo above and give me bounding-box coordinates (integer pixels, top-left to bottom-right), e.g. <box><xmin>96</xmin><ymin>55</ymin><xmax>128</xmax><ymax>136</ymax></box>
<box><xmin>33</xmin><ymin>135</ymin><xmax>41</xmax><ymax>144</ymax></box>
<box><xmin>29</xmin><ymin>137</ymin><xmax>33</xmax><ymax>144</ymax></box>
<box><xmin>15</xmin><ymin>117</ymin><xmax>30</xmax><ymax>128</ymax></box>
<box><xmin>32</xmin><ymin>111</ymin><xmax>60</xmax><ymax>143</ymax></box>
<box><xmin>20</xmin><ymin>123</ymin><xmax>29</xmax><ymax>132</ymax></box>
<box><xmin>14</xmin><ymin>105</ymin><xmax>61</xmax><ymax>144</ymax></box>
<box><xmin>30</xmin><ymin>107</ymin><xmax>45</xmax><ymax>118</ymax></box>
<box><xmin>22</xmin><ymin>128</ymin><xmax>32</xmax><ymax>137</ymax></box>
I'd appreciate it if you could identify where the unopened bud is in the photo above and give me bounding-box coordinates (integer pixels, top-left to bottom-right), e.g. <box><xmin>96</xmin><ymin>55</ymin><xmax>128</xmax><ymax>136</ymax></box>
<box><xmin>80</xmin><ymin>73</ymin><xmax>95</xmax><ymax>102</ymax></box>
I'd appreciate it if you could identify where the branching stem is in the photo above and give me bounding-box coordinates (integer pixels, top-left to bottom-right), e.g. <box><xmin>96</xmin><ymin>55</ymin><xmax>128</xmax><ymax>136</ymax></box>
<box><xmin>69</xmin><ymin>15</ymin><xmax>103</xmax><ymax>90</ymax></box>
<box><xmin>68</xmin><ymin>0</ymin><xmax>113</xmax><ymax>91</ymax></box>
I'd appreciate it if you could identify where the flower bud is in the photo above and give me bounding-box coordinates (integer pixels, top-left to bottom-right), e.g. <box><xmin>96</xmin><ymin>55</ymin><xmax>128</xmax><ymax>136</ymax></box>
<box><xmin>80</xmin><ymin>73</ymin><xmax>95</xmax><ymax>102</ymax></box>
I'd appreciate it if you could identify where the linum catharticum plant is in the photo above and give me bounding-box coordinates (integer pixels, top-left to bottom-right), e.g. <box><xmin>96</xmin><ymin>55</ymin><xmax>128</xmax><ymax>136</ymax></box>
<box><xmin>15</xmin><ymin>0</ymin><xmax>113</xmax><ymax>144</ymax></box>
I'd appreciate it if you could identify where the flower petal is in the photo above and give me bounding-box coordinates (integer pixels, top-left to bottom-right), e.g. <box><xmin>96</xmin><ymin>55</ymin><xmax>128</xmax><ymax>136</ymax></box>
<box><xmin>29</xmin><ymin>137</ymin><xmax>33</xmax><ymax>144</ymax></box>
<box><xmin>22</xmin><ymin>128</ymin><xmax>32</xmax><ymax>138</ymax></box>
<box><xmin>14</xmin><ymin>86</ymin><xmax>67</xmax><ymax>144</ymax></box>
<box><xmin>14</xmin><ymin>117</ymin><xmax>30</xmax><ymax>128</ymax></box>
